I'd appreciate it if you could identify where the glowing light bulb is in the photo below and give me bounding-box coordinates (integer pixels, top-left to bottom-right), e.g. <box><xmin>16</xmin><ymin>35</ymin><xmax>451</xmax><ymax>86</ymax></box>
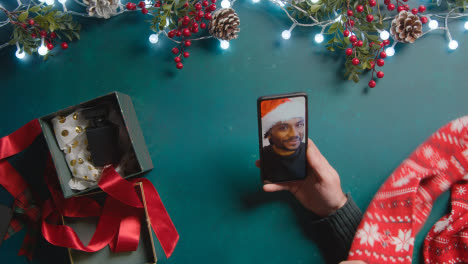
<box><xmin>464</xmin><ymin>21</ymin><xmax>468</xmax><ymax>30</ymax></box>
<box><xmin>15</xmin><ymin>49</ymin><xmax>25</xmax><ymax>59</ymax></box>
<box><xmin>221</xmin><ymin>0</ymin><xmax>230</xmax><ymax>8</ymax></box>
<box><xmin>385</xmin><ymin>47</ymin><xmax>395</xmax><ymax>57</ymax></box>
<box><xmin>275</xmin><ymin>0</ymin><xmax>285</xmax><ymax>6</ymax></box>
<box><xmin>281</xmin><ymin>30</ymin><xmax>291</xmax><ymax>40</ymax></box>
<box><xmin>38</xmin><ymin>45</ymin><xmax>48</xmax><ymax>56</ymax></box>
<box><xmin>58</xmin><ymin>0</ymin><xmax>66</xmax><ymax>3</ymax></box>
<box><xmin>429</xmin><ymin>20</ymin><xmax>438</xmax><ymax>30</ymax></box>
<box><xmin>252</xmin><ymin>0</ymin><xmax>260</xmax><ymax>3</ymax></box>
<box><xmin>220</xmin><ymin>40</ymin><xmax>229</xmax><ymax>49</ymax></box>
<box><xmin>311</xmin><ymin>0</ymin><xmax>319</xmax><ymax>3</ymax></box>
<box><xmin>46</xmin><ymin>0</ymin><xmax>54</xmax><ymax>5</ymax></box>
<box><xmin>380</xmin><ymin>30</ymin><xmax>390</xmax><ymax>40</ymax></box>
<box><xmin>448</xmin><ymin>40</ymin><xmax>458</xmax><ymax>50</ymax></box>
<box><xmin>314</xmin><ymin>33</ymin><xmax>324</xmax><ymax>43</ymax></box>
<box><xmin>38</xmin><ymin>0</ymin><xmax>46</xmax><ymax>2</ymax></box>
<box><xmin>149</xmin><ymin>34</ymin><xmax>158</xmax><ymax>44</ymax></box>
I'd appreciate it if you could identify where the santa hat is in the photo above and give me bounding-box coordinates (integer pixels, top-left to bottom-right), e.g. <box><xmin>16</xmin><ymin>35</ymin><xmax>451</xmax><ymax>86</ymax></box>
<box><xmin>261</xmin><ymin>97</ymin><xmax>305</xmax><ymax>137</ymax></box>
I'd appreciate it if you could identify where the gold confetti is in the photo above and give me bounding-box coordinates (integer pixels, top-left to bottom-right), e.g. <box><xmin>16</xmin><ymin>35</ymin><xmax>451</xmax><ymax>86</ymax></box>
<box><xmin>73</xmin><ymin>113</ymin><xmax>78</xmax><ymax>120</ymax></box>
<box><xmin>67</xmin><ymin>146</ymin><xmax>71</xmax><ymax>153</ymax></box>
<box><xmin>75</xmin><ymin>126</ymin><xmax>83</xmax><ymax>133</ymax></box>
<box><xmin>86</xmin><ymin>155</ymin><xmax>92</xmax><ymax>162</ymax></box>
<box><xmin>72</xmin><ymin>140</ymin><xmax>79</xmax><ymax>148</ymax></box>
<box><xmin>59</xmin><ymin>116</ymin><xmax>66</xmax><ymax>123</ymax></box>
<box><xmin>78</xmin><ymin>158</ymin><xmax>84</xmax><ymax>164</ymax></box>
<box><xmin>70</xmin><ymin>160</ymin><xmax>76</xmax><ymax>166</ymax></box>
<box><xmin>61</xmin><ymin>130</ymin><xmax>69</xmax><ymax>137</ymax></box>
<box><xmin>88</xmin><ymin>165</ymin><xmax>94</xmax><ymax>171</ymax></box>
<box><xmin>84</xmin><ymin>175</ymin><xmax>88</xmax><ymax>180</ymax></box>
<box><xmin>73</xmin><ymin>168</ymin><xmax>77</xmax><ymax>175</ymax></box>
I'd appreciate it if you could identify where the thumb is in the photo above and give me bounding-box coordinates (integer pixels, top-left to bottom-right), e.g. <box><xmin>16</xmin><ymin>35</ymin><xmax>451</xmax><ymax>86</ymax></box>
<box><xmin>263</xmin><ymin>183</ymin><xmax>290</xmax><ymax>192</ymax></box>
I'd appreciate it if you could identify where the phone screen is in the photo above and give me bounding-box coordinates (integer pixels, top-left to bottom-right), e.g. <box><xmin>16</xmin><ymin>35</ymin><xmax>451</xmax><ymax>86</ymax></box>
<box><xmin>258</xmin><ymin>94</ymin><xmax>307</xmax><ymax>183</ymax></box>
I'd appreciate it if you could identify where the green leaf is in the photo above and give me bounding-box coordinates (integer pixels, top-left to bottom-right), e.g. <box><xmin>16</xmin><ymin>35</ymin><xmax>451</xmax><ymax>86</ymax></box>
<box><xmin>72</xmin><ymin>31</ymin><xmax>80</xmax><ymax>40</ymax></box>
<box><xmin>352</xmin><ymin>73</ymin><xmax>360</xmax><ymax>83</ymax></box>
<box><xmin>30</xmin><ymin>6</ymin><xmax>41</xmax><ymax>13</ymax></box>
<box><xmin>63</xmin><ymin>32</ymin><xmax>73</xmax><ymax>41</ymax></box>
<box><xmin>163</xmin><ymin>4</ymin><xmax>172</xmax><ymax>10</ymax></box>
<box><xmin>309</xmin><ymin>4</ymin><xmax>321</xmax><ymax>12</ymax></box>
<box><xmin>327</xmin><ymin>46</ymin><xmax>335</xmax><ymax>51</ymax></box>
<box><xmin>18</xmin><ymin>11</ymin><xmax>29</xmax><ymax>22</ymax></box>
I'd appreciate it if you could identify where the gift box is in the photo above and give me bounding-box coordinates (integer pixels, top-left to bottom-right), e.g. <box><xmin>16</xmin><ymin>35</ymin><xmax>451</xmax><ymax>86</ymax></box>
<box><xmin>64</xmin><ymin>182</ymin><xmax>157</xmax><ymax>264</ymax></box>
<box><xmin>38</xmin><ymin>92</ymin><xmax>153</xmax><ymax>198</ymax></box>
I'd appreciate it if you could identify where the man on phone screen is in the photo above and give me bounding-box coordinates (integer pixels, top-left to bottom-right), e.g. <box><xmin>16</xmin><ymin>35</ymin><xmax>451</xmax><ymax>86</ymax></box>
<box><xmin>261</xmin><ymin>98</ymin><xmax>306</xmax><ymax>182</ymax></box>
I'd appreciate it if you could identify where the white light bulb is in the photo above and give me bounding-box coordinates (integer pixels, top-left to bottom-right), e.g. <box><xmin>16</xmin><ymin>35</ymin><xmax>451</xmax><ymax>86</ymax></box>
<box><xmin>46</xmin><ymin>0</ymin><xmax>54</xmax><ymax>5</ymax></box>
<box><xmin>334</xmin><ymin>15</ymin><xmax>342</xmax><ymax>22</ymax></box>
<box><xmin>380</xmin><ymin>30</ymin><xmax>390</xmax><ymax>40</ymax></box>
<box><xmin>220</xmin><ymin>40</ymin><xmax>230</xmax><ymax>50</ymax></box>
<box><xmin>281</xmin><ymin>30</ymin><xmax>291</xmax><ymax>40</ymax></box>
<box><xmin>38</xmin><ymin>0</ymin><xmax>46</xmax><ymax>2</ymax></box>
<box><xmin>311</xmin><ymin>0</ymin><xmax>319</xmax><ymax>3</ymax></box>
<box><xmin>252</xmin><ymin>0</ymin><xmax>260</xmax><ymax>3</ymax></box>
<box><xmin>58</xmin><ymin>0</ymin><xmax>66</xmax><ymax>3</ymax></box>
<box><xmin>385</xmin><ymin>47</ymin><xmax>395</xmax><ymax>57</ymax></box>
<box><xmin>429</xmin><ymin>20</ymin><xmax>438</xmax><ymax>30</ymax></box>
<box><xmin>314</xmin><ymin>33</ymin><xmax>324</xmax><ymax>43</ymax></box>
<box><xmin>464</xmin><ymin>21</ymin><xmax>468</xmax><ymax>30</ymax></box>
<box><xmin>275</xmin><ymin>0</ymin><xmax>285</xmax><ymax>6</ymax></box>
<box><xmin>15</xmin><ymin>49</ymin><xmax>25</xmax><ymax>59</ymax></box>
<box><xmin>38</xmin><ymin>45</ymin><xmax>48</xmax><ymax>56</ymax></box>
<box><xmin>448</xmin><ymin>40</ymin><xmax>458</xmax><ymax>50</ymax></box>
<box><xmin>221</xmin><ymin>0</ymin><xmax>230</xmax><ymax>8</ymax></box>
<box><xmin>149</xmin><ymin>34</ymin><xmax>158</xmax><ymax>44</ymax></box>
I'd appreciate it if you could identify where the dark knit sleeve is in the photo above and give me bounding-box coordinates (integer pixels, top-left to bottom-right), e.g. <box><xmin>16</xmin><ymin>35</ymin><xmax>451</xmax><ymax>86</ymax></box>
<box><xmin>308</xmin><ymin>194</ymin><xmax>363</xmax><ymax>263</ymax></box>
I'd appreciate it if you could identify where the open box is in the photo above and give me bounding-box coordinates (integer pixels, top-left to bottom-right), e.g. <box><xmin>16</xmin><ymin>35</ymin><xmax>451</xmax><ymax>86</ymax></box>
<box><xmin>38</xmin><ymin>92</ymin><xmax>153</xmax><ymax>198</ymax></box>
<box><xmin>63</xmin><ymin>182</ymin><xmax>157</xmax><ymax>264</ymax></box>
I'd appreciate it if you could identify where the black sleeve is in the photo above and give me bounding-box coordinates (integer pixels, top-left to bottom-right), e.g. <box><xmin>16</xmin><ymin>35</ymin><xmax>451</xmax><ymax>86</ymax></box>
<box><xmin>308</xmin><ymin>194</ymin><xmax>363</xmax><ymax>263</ymax></box>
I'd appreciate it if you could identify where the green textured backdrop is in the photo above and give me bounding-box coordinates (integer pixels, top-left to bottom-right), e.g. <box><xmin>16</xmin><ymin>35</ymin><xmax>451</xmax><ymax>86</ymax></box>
<box><xmin>0</xmin><ymin>0</ymin><xmax>467</xmax><ymax>263</ymax></box>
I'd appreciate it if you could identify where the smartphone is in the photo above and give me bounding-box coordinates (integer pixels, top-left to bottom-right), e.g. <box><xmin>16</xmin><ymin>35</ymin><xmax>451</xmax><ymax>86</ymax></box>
<box><xmin>257</xmin><ymin>92</ymin><xmax>308</xmax><ymax>184</ymax></box>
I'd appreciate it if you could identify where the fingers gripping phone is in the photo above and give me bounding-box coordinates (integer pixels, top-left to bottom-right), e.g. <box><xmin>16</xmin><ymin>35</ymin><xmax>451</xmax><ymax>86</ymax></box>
<box><xmin>257</xmin><ymin>92</ymin><xmax>308</xmax><ymax>184</ymax></box>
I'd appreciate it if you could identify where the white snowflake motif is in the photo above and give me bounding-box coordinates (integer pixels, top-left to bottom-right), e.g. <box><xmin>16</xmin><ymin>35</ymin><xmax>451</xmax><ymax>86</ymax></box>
<box><xmin>450</xmin><ymin>116</ymin><xmax>468</xmax><ymax>133</ymax></box>
<box><xmin>422</xmin><ymin>146</ymin><xmax>435</xmax><ymax>159</ymax></box>
<box><xmin>356</xmin><ymin>222</ymin><xmax>381</xmax><ymax>247</ymax></box>
<box><xmin>434</xmin><ymin>216</ymin><xmax>452</xmax><ymax>233</ymax></box>
<box><xmin>457</xmin><ymin>186</ymin><xmax>467</xmax><ymax>196</ymax></box>
<box><xmin>391</xmin><ymin>229</ymin><xmax>414</xmax><ymax>252</ymax></box>
<box><xmin>437</xmin><ymin>159</ymin><xmax>449</xmax><ymax>170</ymax></box>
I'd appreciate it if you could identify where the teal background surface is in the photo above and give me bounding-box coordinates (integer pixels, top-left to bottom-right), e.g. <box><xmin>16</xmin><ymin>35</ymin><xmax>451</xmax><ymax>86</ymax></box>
<box><xmin>0</xmin><ymin>0</ymin><xmax>467</xmax><ymax>263</ymax></box>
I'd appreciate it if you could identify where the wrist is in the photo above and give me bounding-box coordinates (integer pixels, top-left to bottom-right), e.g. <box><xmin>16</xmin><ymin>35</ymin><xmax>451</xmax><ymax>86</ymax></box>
<box><xmin>317</xmin><ymin>192</ymin><xmax>348</xmax><ymax>217</ymax></box>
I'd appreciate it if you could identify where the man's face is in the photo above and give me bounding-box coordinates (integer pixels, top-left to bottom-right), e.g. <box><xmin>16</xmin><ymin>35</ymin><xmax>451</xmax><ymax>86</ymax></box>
<box><xmin>268</xmin><ymin>117</ymin><xmax>305</xmax><ymax>151</ymax></box>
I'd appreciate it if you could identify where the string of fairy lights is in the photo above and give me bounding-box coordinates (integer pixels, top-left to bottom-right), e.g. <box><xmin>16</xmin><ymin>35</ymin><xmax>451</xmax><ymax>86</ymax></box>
<box><xmin>0</xmin><ymin>0</ymin><xmax>467</xmax><ymax>61</ymax></box>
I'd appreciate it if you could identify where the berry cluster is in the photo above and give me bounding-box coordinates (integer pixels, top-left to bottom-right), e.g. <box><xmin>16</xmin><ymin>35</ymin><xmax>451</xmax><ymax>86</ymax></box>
<box><xmin>32</xmin><ymin>26</ymin><xmax>69</xmax><ymax>51</ymax></box>
<box><xmin>342</xmin><ymin>0</ymin><xmax>427</xmax><ymax>88</ymax></box>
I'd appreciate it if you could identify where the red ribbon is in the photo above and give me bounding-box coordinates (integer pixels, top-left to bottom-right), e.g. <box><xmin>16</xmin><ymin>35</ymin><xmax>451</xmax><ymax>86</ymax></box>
<box><xmin>0</xmin><ymin>119</ymin><xmax>179</xmax><ymax>259</ymax></box>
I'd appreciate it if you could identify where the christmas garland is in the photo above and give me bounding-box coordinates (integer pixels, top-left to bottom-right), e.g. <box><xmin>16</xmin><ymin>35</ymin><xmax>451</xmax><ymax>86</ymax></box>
<box><xmin>0</xmin><ymin>0</ymin><xmax>466</xmax><ymax>87</ymax></box>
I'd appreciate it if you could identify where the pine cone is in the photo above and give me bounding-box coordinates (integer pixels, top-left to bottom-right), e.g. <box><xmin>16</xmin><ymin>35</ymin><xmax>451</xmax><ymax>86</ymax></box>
<box><xmin>390</xmin><ymin>11</ymin><xmax>422</xmax><ymax>43</ymax></box>
<box><xmin>83</xmin><ymin>0</ymin><xmax>120</xmax><ymax>19</ymax></box>
<box><xmin>208</xmin><ymin>8</ymin><xmax>240</xmax><ymax>41</ymax></box>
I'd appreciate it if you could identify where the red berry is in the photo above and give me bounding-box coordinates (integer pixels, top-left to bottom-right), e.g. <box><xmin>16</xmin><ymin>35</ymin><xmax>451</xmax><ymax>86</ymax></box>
<box><xmin>138</xmin><ymin>1</ymin><xmax>145</xmax><ymax>8</ymax></box>
<box><xmin>175</xmin><ymin>57</ymin><xmax>181</xmax><ymax>63</ymax></box>
<box><xmin>142</xmin><ymin>8</ymin><xmax>148</xmax><ymax>14</ymax></box>
<box><xmin>183</xmin><ymin>16</ymin><xmax>190</xmax><ymax>22</ymax></box>
<box><xmin>368</xmin><ymin>80</ymin><xmax>376</xmax><ymax>88</ymax></box>
<box><xmin>172</xmin><ymin>47</ymin><xmax>179</xmax><ymax>54</ymax></box>
<box><xmin>168</xmin><ymin>31</ymin><xmax>176</xmax><ymax>38</ymax></box>
<box><xmin>345</xmin><ymin>48</ymin><xmax>353</xmax><ymax>56</ymax></box>
<box><xmin>195</xmin><ymin>3</ymin><xmax>202</xmax><ymax>10</ymax></box>
<box><xmin>184</xmin><ymin>2</ymin><xmax>189</xmax><ymax>7</ymax></box>
<box><xmin>193</xmin><ymin>22</ymin><xmax>199</xmax><ymax>28</ymax></box>
<box><xmin>369</xmin><ymin>0</ymin><xmax>376</xmax><ymax>7</ymax></box>
<box><xmin>380</xmin><ymin>51</ymin><xmax>387</xmax><ymax>58</ymax></box>
<box><xmin>176</xmin><ymin>31</ymin><xmax>182</xmax><ymax>37</ymax></box>
<box><xmin>404</xmin><ymin>4</ymin><xmax>409</xmax><ymax>10</ymax></box>
<box><xmin>47</xmin><ymin>43</ymin><xmax>54</xmax><ymax>50</ymax></box>
<box><xmin>352</xmin><ymin>58</ymin><xmax>360</xmax><ymax>65</ymax></box>
<box><xmin>421</xmin><ymin>16</ymin><xmax>428</xmax><ymax>24</ymax></box>
<box><xmin>349</xmin><ymin>35</ymin><xmax>357</xmax><ymax>43</ymax></box>
<box><xmin>197</xmin><ymin>11</ymin><xmax>204</xmax><ymax>17</ymax></box>
<box><xmin>50</xmin><ymin>32</ymin><xmax>57</xmax><ymax>39</ymax></box>
<box><xmin>343</xmin><ymin>30</ymin><xmax>350</xmax><ymax>37</ymax></box>
<box><xmin>155</xmin><ymin>1</ymin><xmax>161</xmax><ymax>7</ymax></box>
<box><xmin>202</xmin><ymin>0</ymin><xmax>209</xmax><ymax>6</ymax></box>
<box><xmin>40</xmin><ymin>30</ymin><xmax>47</xmax><ymax>38</ymax></box>
<box><xmin>419</xmin><ymin>5</ymin><xmax>426</xmax><ymax>13</ymax></box>
<box><xmin>183</xmin><ymin>28</ymin><xmax>191</xmax><ymax>37</ymax></box>
<box><xmin>377</xmin><ymin>71</ymin><xmax>384</xmax><ymax>78</ymax></box>
<box><xmin>384</xmin><ymin>0</ymin><xmax>390</xmax><ymax>5</ymax></box>
<box><xmin>200</xmin><ymin>22</ymin><xmax>207</xmax><ymax>29</ymax></box>
<box><xmin>31</xmin><ymin>33</ymin><xmax>37</xmax><ymax>38</ymax></box>
<box><xmin>411</xmin><ymin>8</ymin><xmax>418</xmax><ymax>15</ymax></box>
<box><xmin>366</xmin><ymin>14</ymin><xmax>374</xmax><ymax>22</ymax></box>
<box><xmin>380</xmin><ymin>43</ymin><xmax>384</xmax><ymax>48</ymax></box>
<box><xmin>28</xmin><ymin>19</ymin><xmax>35</xmax><ymax>26</ymax></box>
<box><xmin>369</xmin><ymin>42</ymin><xmax>375</xmax><ymax>47</ymax></box>
<box><xmin>377</xmin><ymin>59</ymin><xmax>385</xmax><ymax>67</ymax></box>
<box><xmin>397</xmin><ymin>6</ymin><xmax>405</xmax><ymax>12</ymax></box>
<box><xmin>182</xmin><ymin>20</ymin><xmax>189</xmax><ymax>26</ymax></box>
<box><xmin>176</xmin><ymin>62</ymin><xmax>183</xmax><ymax>69</ymax></box>
<box><xmin>383</xmin><ymin>39</ymin><xmax>390</xmax><ymax>46</ymax></box>
<box><xmin>185</xmin><ymin>40</ymin><xmax>192</xmax><ymax>47</ymax></box>
<box><xmin>183</xmin><ymin>52</ymin><xmax>190</xmax><ymax>58</ymax></box>
<box><xmin>211</xmin><ymin>0</ymin><xmax>216</xmax><ymax>2</ymax></box>
<box><xmin>61</xmin><ymin>42</ymin><xmax>68</xmax><ymax>49</ymax></box>
<box><xmin>348</xmin><ymin>19</ymin><xmax>355</xmax><ymax>26</ymax></box>
<box><xmin>347</xmin><ymin>10</ymin><xmax>353</xmax><ymax>17</ymax></box>
<box><xmin>210</xmin><ymin>4</ymin><xmax>216</xmax><ymax>11</ymax></box>
<box><xmin>204</xmin><ymin>13</ymin><xmax>212</xmax><ymax>20</ymax></box>
<box><xmin>387</xmin><ymin>4</ymin><xmax>395</xmax><ymax>11</ymax></box>
<box><xmin>126</xmin><ymin>2</ymin><xmax>134</xmax><ymax>10</ymax></box>
<box><xmin>370</xmin><ymin>61</ymin><xmax>375</xmax><ymax>69</ymax></box>
<box><xmin>356</xmin><ymin>5</ymin><xmax>364</xmax><ymax>12</ymax></box>
<box><xmin>195</xmin><ymin>16</ymin><xmax>201</xmax><ymax>21</ymax></box>
<box><xmin>192</xmin><ymin>26</ymin><xmax>199</xmax><ymax>33</ymax></box>
<box><xmin>402</xmin><ymin>0</ymin><xmax>408</xmax><ymax>2</ymax></box>
<box><xmin>357</xmin><ymin>40</ymin><xmax>363</xmax><ymax>47</ymax></box>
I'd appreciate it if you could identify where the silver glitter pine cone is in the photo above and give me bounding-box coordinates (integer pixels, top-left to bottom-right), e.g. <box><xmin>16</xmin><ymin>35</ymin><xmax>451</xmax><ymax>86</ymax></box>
<box><xmin>83</xmin><ymin>0</ymin><xmax>120</xmax><ymax>19</ymax></box>
<box><xmin>208</xmin><ymin>8</ymin><xmax>240</xmax><ymax>41</ymax></box>
<box><xmin>390</xmin><ymin>11</ymin><xmax>422</xmax><ymax>43</ymax></box>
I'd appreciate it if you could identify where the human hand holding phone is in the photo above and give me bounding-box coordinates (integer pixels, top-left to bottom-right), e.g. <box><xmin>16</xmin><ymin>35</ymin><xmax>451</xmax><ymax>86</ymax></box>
<box><xmin>256</xmin><ymin>138</ymin><xmax>347</xmax><ymax>217</ymax></box>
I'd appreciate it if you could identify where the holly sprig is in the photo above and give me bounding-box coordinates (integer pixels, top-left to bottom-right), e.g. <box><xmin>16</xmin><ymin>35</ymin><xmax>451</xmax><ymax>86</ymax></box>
<box><xmin>3</xmin><ymin>4</ymin><xmax>80</xmax><ymax>59</ymax></box>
